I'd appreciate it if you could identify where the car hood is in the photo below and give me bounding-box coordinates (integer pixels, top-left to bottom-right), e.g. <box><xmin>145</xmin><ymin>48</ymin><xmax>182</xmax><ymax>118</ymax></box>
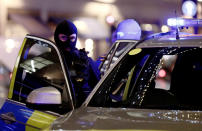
<box><xmin>51</xmin><ymin>107</ymin><xmax>202</xmax><ymax>130</ymax></box>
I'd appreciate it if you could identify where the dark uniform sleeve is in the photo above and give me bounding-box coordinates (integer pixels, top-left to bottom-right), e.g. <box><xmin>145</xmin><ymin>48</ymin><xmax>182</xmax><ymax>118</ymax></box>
<box><xmin>88</xmin><ymin>57</ymin><xmax>101</xmax><ymax>88</ymax></box>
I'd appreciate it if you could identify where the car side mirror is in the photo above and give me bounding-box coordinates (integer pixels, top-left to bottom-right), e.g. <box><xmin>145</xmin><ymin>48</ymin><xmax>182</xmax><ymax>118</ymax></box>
<box><xmin>26</xmin><ymin>87</ymin><xmax>62</xmax><ymax>110</ymax></box>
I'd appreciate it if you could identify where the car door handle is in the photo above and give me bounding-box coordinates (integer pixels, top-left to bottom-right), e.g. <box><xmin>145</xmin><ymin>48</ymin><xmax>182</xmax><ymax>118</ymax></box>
<box><xmin>0</xmin><ymin>112</ymin><xmax>16</xmax><ymax>124</ymax></box>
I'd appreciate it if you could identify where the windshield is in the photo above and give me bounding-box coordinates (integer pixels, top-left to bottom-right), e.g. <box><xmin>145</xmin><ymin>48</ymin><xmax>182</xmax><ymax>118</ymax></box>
<box><xmin>89</xmin><ymin>46</ymin><xmax>202</xmax><ymax>110</ymax></box>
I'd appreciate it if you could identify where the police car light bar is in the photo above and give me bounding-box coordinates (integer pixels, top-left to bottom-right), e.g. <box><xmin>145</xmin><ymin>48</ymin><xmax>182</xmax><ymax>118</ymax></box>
<box><xmin>167</xmin><ymin>18</ymin><xmax>202</xmax><ymax>27</ymax></box>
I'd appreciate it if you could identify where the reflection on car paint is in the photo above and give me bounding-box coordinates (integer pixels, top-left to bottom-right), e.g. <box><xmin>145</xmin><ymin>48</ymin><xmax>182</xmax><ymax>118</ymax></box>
<box><xmin>26</xmin><ymin>110</ymin><xmax>57</xmax><ymax>130</ymax></box>
<box><xmin>0</xmin><ymin>100</ymin><xmax>33</xmax><ymax>130</ymax></box>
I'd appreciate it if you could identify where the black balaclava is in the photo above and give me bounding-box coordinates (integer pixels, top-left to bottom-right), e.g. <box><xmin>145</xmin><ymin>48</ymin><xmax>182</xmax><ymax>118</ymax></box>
<box><xmin>54</xmin><ymin>20</ymin><xmax>78</xmax><ymax>51</ymax></box>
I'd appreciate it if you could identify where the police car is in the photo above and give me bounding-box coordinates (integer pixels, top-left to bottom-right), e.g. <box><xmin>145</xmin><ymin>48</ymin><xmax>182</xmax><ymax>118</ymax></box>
<box><xmin>1</xmin><ymin>18</ymin><xmax>202</xmax><ymax>130</ymax></box>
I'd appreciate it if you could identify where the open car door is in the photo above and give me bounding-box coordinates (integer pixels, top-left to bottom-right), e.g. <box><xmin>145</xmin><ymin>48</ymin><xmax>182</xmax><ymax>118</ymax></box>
<box><xmin>0</xmin><ymin>35</ymin><xmax>74</xmax><ymax>130</ymax></box>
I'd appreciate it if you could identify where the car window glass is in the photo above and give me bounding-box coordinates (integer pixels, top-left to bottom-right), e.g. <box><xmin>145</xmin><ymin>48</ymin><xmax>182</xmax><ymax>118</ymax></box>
<box><xmin>100</xmin><ymin>42</ymin><xmax>133</xmax><ymax>77</ymax></box>
<box><xmin>99</xmin><ymin>42</ymin><xmax>118</xmax><ymax>76</ymax></box>
<box><xmin>90</xmin><ymin>47</ymin><xmax>202</xmax><ymax>110</ymax></box>
<box><xmin>89</xmin><ymin>48</ymin><xmax>151</xmax><ymax>107</ymax></box>
<box><xmin>154</xmin><ymin>55</ymin><xmax>177</xmax><ymax>91</ymax></box>
<box><xmin>12</xmin><ymin>38</ymin><xmax>71</xmax><ymax>114</ymax></box>
<box><xmin>137</xmin><ymin>48</ymin><xmax>202</xmax><ymax>110</ymax></box>
<box><xmin>109</xmin><ymin>42</ymin><xmax>132</xmax><ymax>69</ymax></box>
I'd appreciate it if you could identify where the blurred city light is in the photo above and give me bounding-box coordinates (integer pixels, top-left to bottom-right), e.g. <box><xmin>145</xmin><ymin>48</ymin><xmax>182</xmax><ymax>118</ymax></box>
<box><xmin>167</xmin><ymin>18</ymin><xmax>184</xmax><ymax>26</ymax></box>
<box><xmin>85</xmin><ymin>38</ymin><xmax>94</xmax><ymax>57</ymax></box>
<box><xmin>158</xmin><ymin>69</ymin><xmax>166</xmax><ymax>78</ymax></box>
<box><xmin>84</xmin><ymin>2</ymin><xmax>112</xmax><ymax>15</ymax></box>
<box><xmin>141</xmin><ymin>24</ymin><xmax>153</xmax><ymax>31</ymax></box>
<box><xmin>84</xmin><ymin>2</ymin><xmax>121</xmax><ymax>21</ymax></box>
<box><xmin>73</xmin><ymin>17</ymin><xmax>109</xmax><ymax>39</ymax></box>
<box><xmin>106</xmin><ymin>15</ymin><xmax>115</xmax><ymax>24</ymax></box>
<box><xmin>161</xmin><ymin>25</ymin><xmax>169</xmax><ymax>32</ymax></box>
<box><xmin>5</xmin><ymin>22</ymin><xmax>29</xmax><ymax>38</ymax></box>
<box><xmin>5</xmin><ymin>0</ymin><xmax>25</xmax><ymax>7</ymax></box>
<box><xmin>167</xmin><ymin>17</ymin><xmax>202</xmax><ymax>28</ymax></box>
<box><xmin>182</xmin><ymin>0</ymin><xmax>197</xmax><ymax>17</ymax></box>
<box><xmin>73</xmin><ymin>20</ymin><xmax>88</xmax><ymax>33</ymax></box>
<box><xmin>5</xmin><ymin>39</ymin><xmax>15</xmax><ymax>53</ymax></box>
<box><xmin>76</xmin><ymin>38</ymin><xmax>82</xmax><ymax>49</ymax></box>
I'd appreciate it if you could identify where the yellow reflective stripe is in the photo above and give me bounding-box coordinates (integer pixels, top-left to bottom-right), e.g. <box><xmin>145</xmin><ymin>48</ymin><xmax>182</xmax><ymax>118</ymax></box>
<box><xmin>26</xmin><ymin>110</ymin><xmax>57</xmax><ymax>131</ymax></box>
<box><xmin>8</xmin><ymin>38</ymin><xmax>27</xmax><ymax>99</ymax></box>
<box><xmin>122</xmin><ymin>66</ymin><xmax>135</xmax><ymax>101</ymax></box>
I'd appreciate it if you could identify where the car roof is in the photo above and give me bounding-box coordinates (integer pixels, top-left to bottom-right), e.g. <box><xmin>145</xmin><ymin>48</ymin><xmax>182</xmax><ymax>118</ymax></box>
<box><xmin>137</xmin><ymin>32</ymin><xmax>202</xmax><ymax>48</ymax></box>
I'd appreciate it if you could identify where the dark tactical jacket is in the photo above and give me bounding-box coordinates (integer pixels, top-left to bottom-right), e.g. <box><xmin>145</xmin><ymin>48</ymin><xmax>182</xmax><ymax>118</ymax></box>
<box><xmin>64</xmin><ymin>48</ymin><xmax>100</xmax><ymax>107</ymax></box>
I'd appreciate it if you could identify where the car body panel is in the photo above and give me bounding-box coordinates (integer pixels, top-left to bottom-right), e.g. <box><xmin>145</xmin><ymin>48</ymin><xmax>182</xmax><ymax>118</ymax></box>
<box><xmin>0</xmin><ymin>99</ymin><xmax>34</xmax><ymax>130</ymax></box>
<box><xmin>0</xmin><ymin>96</ymin><xmax>57</xmax><ymax>131</ymax></box>
<box><xmin>26</xmin><ymin>110</ymin><xmax>57</xmax><ymax>131</ymax></box>
<box><xmin>52</xmin><ymin>107</ymin><xmax>202</xmax><ymax>130</ymax></box>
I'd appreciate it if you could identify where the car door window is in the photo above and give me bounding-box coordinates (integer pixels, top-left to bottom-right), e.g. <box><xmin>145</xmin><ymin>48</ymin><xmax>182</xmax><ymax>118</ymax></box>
<box><xmin>90</xmin><ymin>47</ymin><xmax>202</xmax><ymax>111</ymax></box>
<box><xmin>89</xmin><ymin>48</ymin><xmax>151</xmax><ymax>107</ymax></box>
<box><xmin>100</xmin><ymin>41</ymin><xmax>134</xmax><ymax>77</ymax></box>
<box><xmin>99</xmin><ymin>42</ymin><xmax>118</xmax><ymax>76</ymax></box>
<box><xmin>128</xmin><ymin>48</ymin><xmax>201</xmax><ymax>109</ymax></box>
<box><xmin>11</xmin><ymin>38</ymin><xmax>72</xmax><ymax>114</ymax></box>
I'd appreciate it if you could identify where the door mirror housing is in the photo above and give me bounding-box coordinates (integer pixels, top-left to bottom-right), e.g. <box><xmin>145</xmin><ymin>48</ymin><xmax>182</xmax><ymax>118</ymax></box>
<box><xmin>26</xmin><ymin>87</ymin><xmax>62</xmax><ymax>110</ymax></box>
<box><xmin>27</xmin><ymin>87</ymin><xmax>62</xmax><ymax>104</ymax></box>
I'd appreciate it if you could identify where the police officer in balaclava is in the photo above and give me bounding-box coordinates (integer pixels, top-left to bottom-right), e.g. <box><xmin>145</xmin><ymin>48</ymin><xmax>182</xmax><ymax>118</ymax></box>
<box><xmin>54</xmin><ymin>20</ymin><xmax>100</xmax><ymax>107</ymax></box>
<box><xmin>54</xmin><ymin>20</ymin><xmax>78</xmax><ymax>58</ymax></box>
